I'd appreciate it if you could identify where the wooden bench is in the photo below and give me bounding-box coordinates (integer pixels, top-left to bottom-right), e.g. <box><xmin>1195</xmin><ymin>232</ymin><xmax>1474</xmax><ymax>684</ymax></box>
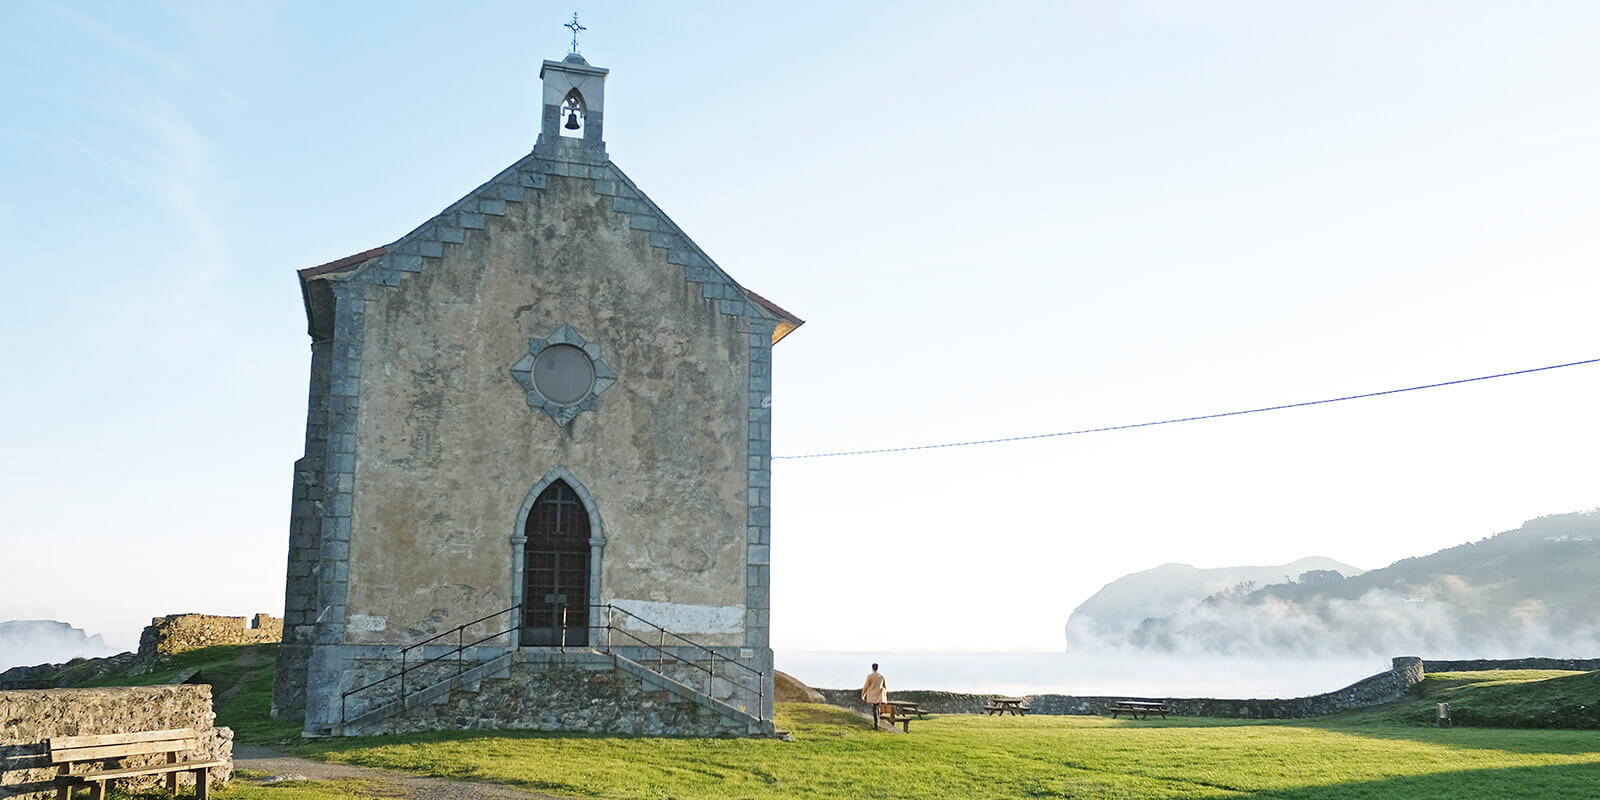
<box><xmin>877</xmin><ymin>701</ymin><xmax>930</xmax><ymax>732</ymax></box>
<box><xmin>51</xmin><ymin>728</ymin><xmax>225</xmax><ymax>800</ymax></box>
<box><xmin>984</xmin><ymin>697</ymin><xmax>1030</xmax><ymax>716</ymax></box>
<box><xmin>1104</xmin><ymin>700</ymin><xmax>1168</xmax><ymax>720</ymax></box>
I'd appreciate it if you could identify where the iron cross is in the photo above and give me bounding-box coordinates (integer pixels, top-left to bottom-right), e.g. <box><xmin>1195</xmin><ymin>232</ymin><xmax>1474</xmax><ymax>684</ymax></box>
<box><xmin>564</xmin><ymin>13</ymin><xmax>587</xmax><ymax>55</ymax></box>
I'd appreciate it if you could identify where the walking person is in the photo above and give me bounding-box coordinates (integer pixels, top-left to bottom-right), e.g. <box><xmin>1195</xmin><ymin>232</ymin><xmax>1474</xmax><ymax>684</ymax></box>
<box><xmin>861</xmin><ymin>663</ymin><xmax>888</xmax><ymax>729</ymax></box>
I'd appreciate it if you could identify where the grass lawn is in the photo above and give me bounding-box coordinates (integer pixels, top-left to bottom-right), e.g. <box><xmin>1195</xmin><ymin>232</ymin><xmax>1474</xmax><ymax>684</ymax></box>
<box><xmin>197</xmin><ymin>703</ymin><xmax>1600</xmax><ymax>800</ymax></box>
<box><xmin>86</xmin><ymin>648</ymin><xmax>1598</xmax><ymax>799</ymax></box>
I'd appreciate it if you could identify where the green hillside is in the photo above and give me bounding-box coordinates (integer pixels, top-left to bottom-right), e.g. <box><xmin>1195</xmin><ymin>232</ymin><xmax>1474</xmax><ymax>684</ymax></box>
<box><xmin>72</xmin><ymin>643</ymin><xmax>301</xmax><ymax>744</ymax></box>
<box><xmin>1348</xmin><ymin>669</ymin><xmax>1600</xmax><ymax>730</ymax></box>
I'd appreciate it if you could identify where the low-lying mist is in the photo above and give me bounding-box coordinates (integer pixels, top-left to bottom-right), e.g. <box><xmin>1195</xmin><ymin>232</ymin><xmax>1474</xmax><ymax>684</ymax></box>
<box><xmin>0</xmin><ymin>620</ymin><xmax>117</xmax><ymax>671</ymax></box>
<box><xmin>1068</xmin><ymin>510</ymin><xmax>1600</xmax><ymax>661</ymax></box>
<box><xmin>1082</xmin><ymin>586</ymin><xmax>1600</xmax><ymax>659</ymax></box>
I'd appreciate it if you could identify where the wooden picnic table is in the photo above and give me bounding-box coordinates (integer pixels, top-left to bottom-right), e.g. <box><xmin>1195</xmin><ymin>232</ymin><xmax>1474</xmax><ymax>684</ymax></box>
<box><xmin>1105</xmin><ymin>700</ymin><xmax>1168</xmax><ymax>720</ymax></box>
<box><xmin>984</xmin><ymin>697</ymin><xmax>1030</xmax><ymax>716</ymax></box>
<box><xmin>877</xmin><ymin>700</ymin><xmax>932</xmax><ymax>731</ymax></box>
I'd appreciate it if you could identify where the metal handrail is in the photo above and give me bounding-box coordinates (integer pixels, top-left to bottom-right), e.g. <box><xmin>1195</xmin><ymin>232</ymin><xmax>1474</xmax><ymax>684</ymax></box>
<box><xmin>589</xmin><ymin>603</ymin><xmax>763</xmax><ymax>680</ymax></box>
<box><xmin>400</xmin><ymin>604</ymin><xmax>521</xmax><ymax>658</ymax></box>
<box><xmin>585</xmin><ymin>603</ymin><xmax>765</xmax><ymax>722</ymax></box>
<box><xmin>340</xmin><ymin>603</ymin><xmax>521</xmax><ymax>725</ymax></box>
<box><xmin>338</xmin><ymin>600</ymin><xmax>768</xmax><ymax>727</ymax></box>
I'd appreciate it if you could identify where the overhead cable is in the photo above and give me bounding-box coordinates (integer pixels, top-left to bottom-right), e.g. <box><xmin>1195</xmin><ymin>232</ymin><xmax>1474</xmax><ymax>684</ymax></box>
<box><xmin>772</xmin><ymin>356</ymin><xmax>1600</xmax><ymax>461</ymax></box>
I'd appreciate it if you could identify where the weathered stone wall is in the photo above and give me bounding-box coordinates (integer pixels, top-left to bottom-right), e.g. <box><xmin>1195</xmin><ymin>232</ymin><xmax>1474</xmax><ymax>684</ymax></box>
<box><xmin>340</xmin><ymin>172</ymin><xmax>752</xmax><ymax>646</ymax></box>
<box><xmin>287</xmin><ymin>136</ymin><xmax>782</xmax><ymax>732</ymax></box>
<box><xmin>138</xmin><ymin>614</ymin><xmax>282</xmax><ymax>658</ymax></box>
<box><xmin>0</xmin><ymin>686</ymin><xmax>231</xmax><ymax>799</ymax></box>
<box><xmin>1423</xmin><ymin>657</ymin><xmax>1600</xmax><ymax>673</ymax></box>
<box><xmin>820</xmin><ymin>657</ymin><xmax>1427</xmax><ymax>720</ymax></box>
<box><xmin>351</xmin><ymin>653</ymin><xmax>752</xmax><ymax>737</ymax></box>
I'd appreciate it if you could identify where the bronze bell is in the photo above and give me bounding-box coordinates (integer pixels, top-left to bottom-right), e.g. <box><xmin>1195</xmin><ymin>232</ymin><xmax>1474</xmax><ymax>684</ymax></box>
<box><xmin>565</xmin><ymin>111</ymin><xmax>581</xmax><ymax>130</ymax></box>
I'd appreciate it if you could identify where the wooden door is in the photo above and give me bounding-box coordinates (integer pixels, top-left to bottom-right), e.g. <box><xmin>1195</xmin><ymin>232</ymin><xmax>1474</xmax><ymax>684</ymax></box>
<box><xmin>522</xmin><ymin>481</ymin><xmax>591</xmax><ymax>646</ymax></box>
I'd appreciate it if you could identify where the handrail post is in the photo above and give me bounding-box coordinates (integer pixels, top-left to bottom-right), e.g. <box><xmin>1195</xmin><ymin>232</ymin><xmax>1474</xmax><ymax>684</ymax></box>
<box><xmin>560</xmin><ymin>606</ymin><xmax>568</xmax><ymax>653</ymax></box>
<box><xmin>708</xmin><ymin>652</ymin><xmax>715</xmax><ymax>697</ymax></box>
<box><xmin>759</xmin><ymin>672</ymin><xmax>765</xmax><ymax>723</ymax></box>
<box><xmin>658</xmin><ymin>628</ymin><xmax>665</xmax><ymax>673</ymax></box>
<box><xmin>458</xmin><ymin>625</ymin><xmax>465</xmax><ymax>675</ymax></box>
<box><xmin>399</xmin><ymin>648</ymin><xmax>407</xmax><ymax>715</ymax></box>
<box><xmin>606</xmin><ymin>605</ymin><xmax>613</xmax><ymax>653</ymax></box>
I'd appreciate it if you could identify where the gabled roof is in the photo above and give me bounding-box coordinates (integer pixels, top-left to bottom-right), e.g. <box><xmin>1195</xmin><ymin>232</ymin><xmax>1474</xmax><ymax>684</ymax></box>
<box><xmin>297</xmin><ymin>154</ymin><xmax>803</xmax><ymax>345</ymax></box>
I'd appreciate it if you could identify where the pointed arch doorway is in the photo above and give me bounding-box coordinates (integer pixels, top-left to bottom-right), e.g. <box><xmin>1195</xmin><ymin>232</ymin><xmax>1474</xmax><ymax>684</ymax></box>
<box><xmin>520</xmin><ymin>480</ymin><xmax>592</xmax><ymax>646</ymax></box>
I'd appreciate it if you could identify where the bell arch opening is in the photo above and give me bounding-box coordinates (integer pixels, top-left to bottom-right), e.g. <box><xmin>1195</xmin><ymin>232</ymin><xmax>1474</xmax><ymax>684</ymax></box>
<box><xmin>559</xmin><ymin>89</ymin><xmax>586</xmax><ymax>138</ymax></box>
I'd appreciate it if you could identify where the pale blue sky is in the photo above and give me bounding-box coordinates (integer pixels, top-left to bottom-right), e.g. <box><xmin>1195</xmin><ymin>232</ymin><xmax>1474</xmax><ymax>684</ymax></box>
<box><xmin>2</xmin><ymin>1</ymin><xmax>1597</xmax><ymax>655</ymax></box>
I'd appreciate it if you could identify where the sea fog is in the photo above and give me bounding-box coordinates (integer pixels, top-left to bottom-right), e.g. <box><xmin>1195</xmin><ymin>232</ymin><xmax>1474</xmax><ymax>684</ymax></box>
<box><xmin>778</xmin><ymin>651</ymin><xmax>1393</xmax><ymax>699</ymax></box>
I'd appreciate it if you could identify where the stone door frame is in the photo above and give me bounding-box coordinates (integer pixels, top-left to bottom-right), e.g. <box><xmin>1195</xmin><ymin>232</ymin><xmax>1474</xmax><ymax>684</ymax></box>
<box><xmin>510</xmin><ymin>466</ymin><xmax>605</xmax><ymax>648</ymax></box>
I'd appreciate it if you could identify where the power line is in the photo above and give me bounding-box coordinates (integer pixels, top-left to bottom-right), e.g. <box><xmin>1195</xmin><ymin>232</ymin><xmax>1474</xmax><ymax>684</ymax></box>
<box><xmin>772</xmin><ymin>356</ymin><xmax>1600</xmax><ymax>461</ymax></box>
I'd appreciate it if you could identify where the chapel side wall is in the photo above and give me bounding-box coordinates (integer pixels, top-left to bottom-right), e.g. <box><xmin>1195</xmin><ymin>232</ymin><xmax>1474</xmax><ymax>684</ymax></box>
<box><xmin>272</xmin><ymin>336</ymin><xmax>333</xmax><ymax>721</ymax></box>
<box><xmin>341</xmin><ymin>172</ymin><xmax>751</xmax><ymax>650</ymax></box>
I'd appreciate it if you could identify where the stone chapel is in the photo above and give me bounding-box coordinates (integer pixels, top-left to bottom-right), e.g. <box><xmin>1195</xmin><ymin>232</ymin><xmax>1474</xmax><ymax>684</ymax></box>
<box><xmin>271</xmin><ymin>49</ymin><xmax>801</xmax><ymax>737</ymax></box>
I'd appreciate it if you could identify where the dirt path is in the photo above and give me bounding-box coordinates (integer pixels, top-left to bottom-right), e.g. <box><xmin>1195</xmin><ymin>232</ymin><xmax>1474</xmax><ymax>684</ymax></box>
<box><xmin>233</xmin><ymin>745</ymin><xmax>569</xmax><ymax>800</ymax></box>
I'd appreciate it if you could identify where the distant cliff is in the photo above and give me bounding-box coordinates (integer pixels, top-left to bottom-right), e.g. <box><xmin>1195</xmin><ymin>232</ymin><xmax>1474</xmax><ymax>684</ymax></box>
<box><xmin>1068</xmin><ymin>510</ymin><xmax>1600</xmax><ymax>658</ymax></box>
<box><xmin>0</xmin><ymin>620</ymin><xmax>116</xmax><ymax>671</ymax></box>
<box><xmin>1066</xmin><ymin>557</ymin><xmax>1364</xmax><ymax>651</ymax></box>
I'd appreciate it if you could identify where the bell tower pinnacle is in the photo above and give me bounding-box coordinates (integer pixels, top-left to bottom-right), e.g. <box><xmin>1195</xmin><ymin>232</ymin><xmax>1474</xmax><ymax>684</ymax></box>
<box><xmin>536</xmin><ymin>18</ymin><xmax>608</xmax><ymax>160</ymax></box>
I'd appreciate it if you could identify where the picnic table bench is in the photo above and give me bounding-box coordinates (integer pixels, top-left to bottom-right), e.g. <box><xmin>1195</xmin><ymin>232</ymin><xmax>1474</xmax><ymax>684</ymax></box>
<box><xmin>983</xmin><ymin>697</ymin><xmax>1031</xmax><ymax>716</ymax></box>
<box><xmin>877</xmin><ymin>700</ymin><xmax>931</xmax><ymax>732</ymax></box>
<box><xmin>1104</xmin><ymin>700</ymin><xmax>1169</xmax><ymax>720</ymax></box>
<box><xmin>51</xmin><ymin>728</ymin><xmax>224</xmax><ymax>799</ymax></box>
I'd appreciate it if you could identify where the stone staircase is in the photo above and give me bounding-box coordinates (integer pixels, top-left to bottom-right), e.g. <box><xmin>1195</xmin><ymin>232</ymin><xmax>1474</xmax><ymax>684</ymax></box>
<box><xmin>338</xmin><ymin>649</ymin><xmax>771</xmax><ymax>738</ymax></box>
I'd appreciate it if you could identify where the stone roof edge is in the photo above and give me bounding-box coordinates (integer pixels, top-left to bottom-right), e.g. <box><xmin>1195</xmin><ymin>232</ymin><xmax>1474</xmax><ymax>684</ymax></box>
<box><xmin>294</xmin><ymin>151</ymin><xmax>803</xmax><ymax>343</ymax></box>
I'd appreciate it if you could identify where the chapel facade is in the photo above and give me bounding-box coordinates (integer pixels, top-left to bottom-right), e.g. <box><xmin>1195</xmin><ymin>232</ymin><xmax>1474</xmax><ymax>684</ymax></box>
<box><xmin>271</xmin><ymin>50</ymin><xmax>800</xmax><ymax>737</ymax></box>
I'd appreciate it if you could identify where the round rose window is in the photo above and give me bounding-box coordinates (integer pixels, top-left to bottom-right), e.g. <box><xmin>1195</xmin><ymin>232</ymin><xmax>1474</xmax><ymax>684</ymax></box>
<box><xmin>531</xmin><ymin>344</ymin><xmax>596</xmax><ymax>405</ymax></box>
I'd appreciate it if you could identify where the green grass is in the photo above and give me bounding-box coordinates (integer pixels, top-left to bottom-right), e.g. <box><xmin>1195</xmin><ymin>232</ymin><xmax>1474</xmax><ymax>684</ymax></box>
<box><xmin>77</xmin><ymin>644</ymin><xmax>303</xmax><ymax>744</ymax></box>
<box><xmin>82</xmin><ymin>647</ymin><xmax>1600</xmax><ymax>799</ymax></box>
<box><xmin>1345</xmin><ymin>670</ymin><xmax>1600</xmax><ymax>730</ymax></box>
<box><xmin>257</xmin><ymin>704</ymin><xmax>1600</xmax><ymax>800</ymax></box>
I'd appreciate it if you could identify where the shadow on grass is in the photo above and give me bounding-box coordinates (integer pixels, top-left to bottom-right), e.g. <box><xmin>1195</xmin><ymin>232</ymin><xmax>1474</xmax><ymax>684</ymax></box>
<box><xmin>1302</xmin><ymin>721</ymin><xmax>1600</xmax><ymax>756</ymax></box>
<box><xmin>1085</xmin><ymin>713</ymin><xmax>1600</xmax><ymax>757</ymax></box>
<box><xmin>1246</xmin><ymin>761</ymin><xmax>1600</xmax><ymax>799</ymax></box>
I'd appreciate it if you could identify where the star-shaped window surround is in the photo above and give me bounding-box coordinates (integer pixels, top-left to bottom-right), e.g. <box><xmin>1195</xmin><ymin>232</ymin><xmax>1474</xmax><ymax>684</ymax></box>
<box><xmin>510</xmin><ymin>324</ymin><xmax>615</xmax><ymax>426</ymax></box>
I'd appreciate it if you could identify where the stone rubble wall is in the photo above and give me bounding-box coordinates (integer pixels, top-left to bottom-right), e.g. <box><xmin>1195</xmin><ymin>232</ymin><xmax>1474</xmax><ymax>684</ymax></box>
<box><xmin>356</xmin><ymin>655</ymin><xmax>752</xmax><ymax>737</ymax></box>
<box><xmin>819</xmin><ymin>657</ymin><xmax>1426</xmax><ymax>720</ymax></box>
<box><xmin>0</xmin><ymin>686</ymin><xmax>232</xmax><ymax>800</ymax></box>
<box><xmin>137</xmin><ymin>614</ymin><xmax>283</xmax><ymax>658</ymax></box>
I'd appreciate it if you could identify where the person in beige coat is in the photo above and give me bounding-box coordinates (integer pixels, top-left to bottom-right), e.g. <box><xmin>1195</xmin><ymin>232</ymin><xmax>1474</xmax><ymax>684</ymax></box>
<box><xmin>861</xmin><ymin>663</ymin><xmax>888</xmax><ymax>729</ymax></box>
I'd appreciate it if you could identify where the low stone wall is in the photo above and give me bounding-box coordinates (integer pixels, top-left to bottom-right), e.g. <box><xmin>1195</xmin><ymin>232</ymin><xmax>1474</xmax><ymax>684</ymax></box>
<box><xmin>0</xmin><ymin>685</ymin><xmax>232</xmax><ymax>800</ymax></box>
<box><xmin>821</xmin><ymin>657</ymin><xmax>1426</xmax><ymax>720</ymax></box>
<box><xmin>816</xmin><ymin>688</ymin><xmax>997</xmax><ymax>715</ymax></box>
<box><xmin>138</xmin><ymin>613</ymin><xmax>283</xmax><ymax>658</ymax></box>
<box><xmin>1423</xmin><ymin>657</ymin><xmax>1600</xmax><ymax>673</ymax></box>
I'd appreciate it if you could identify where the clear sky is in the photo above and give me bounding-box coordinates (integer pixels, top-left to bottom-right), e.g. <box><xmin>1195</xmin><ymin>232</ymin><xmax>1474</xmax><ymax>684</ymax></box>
<box><xmin>2</xmin><ymin>1</ymin><xmax>1597</xmax><ymax>655</ymax></box>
